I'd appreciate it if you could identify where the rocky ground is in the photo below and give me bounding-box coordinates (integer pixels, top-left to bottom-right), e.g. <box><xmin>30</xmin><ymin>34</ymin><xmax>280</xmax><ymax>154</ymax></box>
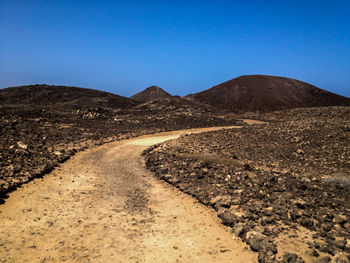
<box><xmin>0</xmin><ymin>129</ymin><xmax>257</xmax><ymax>263</ymax></box>
<box><xmin>0</xmin><ymin>95</ymin><xmax>237</xmax><ymax>202</ymax></box>
<box><xmin>144</xmin><ymin>106</ymin><xmax>350</xmax><ymax>262</ymax></box>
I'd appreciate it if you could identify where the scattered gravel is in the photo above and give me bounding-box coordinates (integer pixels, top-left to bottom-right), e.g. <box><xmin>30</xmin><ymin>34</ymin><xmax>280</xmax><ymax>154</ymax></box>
<box><xmin>144</xmin><ymin>106</ymin><xmax>350</xmax><ymax>262</ymax></box>
<box><xmin>0</xmin><ymin>96</ymin><xmax>237</xmax><ymax>201</ymax></box>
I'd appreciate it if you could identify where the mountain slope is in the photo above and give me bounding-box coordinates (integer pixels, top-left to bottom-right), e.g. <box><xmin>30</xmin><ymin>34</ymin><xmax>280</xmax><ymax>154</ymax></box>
<box><xmin>185</xmin><ymin>75</ymin><xmax>350</xmax><ymax>113</ymax></box>
<box><xmin>130</xmin><ymin>86</ymin><xmax>173</xmax><ymax>102</ymax></box>
<box><xmin>0</xmin><ymin>84</ymin><xmax>136</xmax><ymax>110</ymax></box>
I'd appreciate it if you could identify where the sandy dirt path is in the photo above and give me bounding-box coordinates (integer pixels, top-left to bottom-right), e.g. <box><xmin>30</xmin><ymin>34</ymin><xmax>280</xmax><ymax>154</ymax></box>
<box><xmin>0</xmin><ymin>127</ymin><xmax>256</xmax><ymax>263</ymax></box>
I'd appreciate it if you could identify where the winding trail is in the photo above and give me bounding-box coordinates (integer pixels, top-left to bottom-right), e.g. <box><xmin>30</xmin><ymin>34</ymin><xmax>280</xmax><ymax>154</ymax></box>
<box><xmin>0</xmin><ymin>127</ymin><xmax>256</xmax><ymax>262</ymax></box>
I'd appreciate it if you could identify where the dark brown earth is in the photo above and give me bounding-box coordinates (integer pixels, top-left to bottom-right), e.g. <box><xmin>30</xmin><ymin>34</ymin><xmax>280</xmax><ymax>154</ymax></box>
<box><xmin>0</xmin><ymin>84</ymin><xmax>238</xmax><ymax>202</ymax></box>
<box><xmin>185</xmin><ymin>75</ymin><xmax>350</xmax><ymax>113</ymax></box>
<box><xmin>144</xmin><ymin>106</ymin><xmax>350</xmax><ymax>262</ymax></box>
<box><xmin>2</xmin><ymin>83</ymin><xmax>350</xmax><ymax>262</ymax></box>
<box><xmin>0</xmin><ymin>84</ymin><xmax>137</xmax><ymax>109</ymax></box>
<box><xmin>130</xmin><ymin>85</ymin><xmax>173</xmax><ymax>102</ymax></box>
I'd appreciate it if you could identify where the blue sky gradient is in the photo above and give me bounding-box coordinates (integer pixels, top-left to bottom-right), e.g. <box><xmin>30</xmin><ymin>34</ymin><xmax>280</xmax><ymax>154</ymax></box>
<box><xmin>1</xmin><ymin>0</ymin><xmax>349</xmax><ymax>97</ymax></box>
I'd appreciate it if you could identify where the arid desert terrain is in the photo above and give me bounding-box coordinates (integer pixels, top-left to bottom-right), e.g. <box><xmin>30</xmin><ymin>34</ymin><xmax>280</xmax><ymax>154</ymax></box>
<box><xmin>1</xmin><ymin>75</ymin><xmax>350</xmax><ymax>262</ymax></box>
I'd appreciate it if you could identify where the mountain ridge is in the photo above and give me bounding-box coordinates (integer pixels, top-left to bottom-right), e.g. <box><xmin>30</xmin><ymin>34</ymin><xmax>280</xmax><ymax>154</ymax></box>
<box><xmin>130</xmin><ymin>86</ymin><xmax>173</xmax><ymax>102</ymax></box>
<box><xmin>0</xmin><ymin>84</ymin><xmax>136</xmax><ymax>110</ymax></box>
<box><xmin>185</xmin><ymin>75</ymin><xmax>350</xmax><ymax>113</ymax></box>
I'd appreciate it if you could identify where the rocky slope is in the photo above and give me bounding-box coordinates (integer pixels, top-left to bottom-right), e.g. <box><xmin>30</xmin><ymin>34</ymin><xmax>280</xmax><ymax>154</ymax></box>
<box><xmin>0</xmin><ymin>85</ymin><xmax>237</xmax><ymax>202</ymax></box>
<box><xmin>185</xmin><ymin>75</ymin><xmax>350</xmax><ymax>113</ymax></box>
<box><xmin>130</xmin><ymin>86</ymin><xmax>173</xmax><ymax>102</ymax></box>
<box><xmin>0</xmin><ymin>84</ymin><xmax>136</xmax><ymax>110</ymax></box>
<box><xmin>144</xmin><ymin>106</ymin><xmax>350</xmax><ymax>262</ymax></box>
<box><xmin>129</xmin><ymin>96</ymin><xmax>234</xmax><ymax>129</ymax></box>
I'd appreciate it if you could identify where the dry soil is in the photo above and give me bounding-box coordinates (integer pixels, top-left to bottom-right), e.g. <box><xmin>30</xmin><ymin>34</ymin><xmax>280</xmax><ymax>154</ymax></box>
<box><xmin>0</xmin><ymin>127</ymin><xmax>256</xmax><ymax>263</ymax></box>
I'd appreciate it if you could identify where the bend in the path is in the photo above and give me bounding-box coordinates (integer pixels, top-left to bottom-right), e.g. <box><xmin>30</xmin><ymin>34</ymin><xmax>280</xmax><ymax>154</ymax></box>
<box><xmin>0</xmin><ymin>126</ymin><xmax>257</xmax><ymax>262</ymax></box>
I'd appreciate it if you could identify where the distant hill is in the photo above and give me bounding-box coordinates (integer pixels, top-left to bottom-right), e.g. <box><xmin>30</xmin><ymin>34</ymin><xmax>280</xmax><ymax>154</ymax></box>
<box><xmin>130</xmin><ymin>86</ymin><xmax>173</xmax><ymax>103</ymax></box>
<box><xmin>133</xmin><ymin>96</ymin><xmax>220</xmax><ymax>114</ymax></box>
<box><xmin>185</xmin><ymin>75</ymin><xmax>350</xmax><ymax>113</ymax></box>
<box><xmin>0</xmin><ymin>84</ymin><xmax>136</xmax><ymax>110</ymax></box>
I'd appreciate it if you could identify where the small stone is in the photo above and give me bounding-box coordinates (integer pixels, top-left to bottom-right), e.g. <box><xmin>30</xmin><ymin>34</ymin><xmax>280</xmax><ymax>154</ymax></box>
<box><xmin>263</xmin><ymin>206</ymin><xmax>274</xmax><ymax>216</ymax></box>
<box><xmin>163</xmin><ymin>174</ymin><xmax>172</xmax><ymax>180</ymax></box>
<box><xmin>321</xmin><ymin>223</ymin><xmax>333</xmax><ymax>232</ymax></box>
<box><xmin>243</xmin><ymin>163</ymin><xmax>252</xmax><ymax>171</ymax></box>
<box><xmin>344</xmin><ymin>223</ymin><xmax>350</xmax><ymax>232</ymax></box>
<box><xmin>331</xmin><ymin>252</ymin><xmax>350</xmax><ymax>263</ymax></box>
<box><xmin>311</xmin><ymin>249</ymin><xmax>320</xmax><ymax>257</ymax></box>
<box><xmin>233</xmin><ymin>222</ymin><xmax>245</xmax><ymax>237</ymax></box>
<box><xmin>283</xmin><ymin>252</ymin><xmax>305</xmax><ymax>263</ymax></box>
<box><xmin>17</xmin><ymin>141</ymin><xmax>28</xmax><ymax>149</ymax></box>
<box><xmin>319</xmin><ymin>256</ymin><xmax>331</xmax><ymax>263</ymax></box>
<box><xmin>210</xmin><ymin>195</ymin><xmax>231</xmax><ymax>207</ymax></box>
<box><xmin>345</xmin><ymin>239</ymin><xmax>350</xmax><ymax>251</ymax></box>
<box><xmin>292</xmin><ymin>199</ymin><xmax>306</xmax><ymax>209</ymax></box>
<box><xmin>217</xmin><ymin>208</ymin><xmax>236</xmax><ymax>226</ymax></box>
<box><xmin>334</xmin><ymin>239</ymin><xmax>347</xmax><ymax>249</ymax></box>
<box><xmin>296</xmin><ymin>149</ymin><xmax>305</xmax><ymax>155</ymax></box>
<box><xmin>245</xmin><ymin>231</ymin><xmax>268</xmax><ymax>252</ymax></box>
<box><xmin>13</xmin><ymin>179</ymin><xmax>21</xmax><ymax>184</ymax></box>
<box><xmin>333</xmin><ymin>214</ymin><xmax>347</xmax><ymax>224</ymax></box>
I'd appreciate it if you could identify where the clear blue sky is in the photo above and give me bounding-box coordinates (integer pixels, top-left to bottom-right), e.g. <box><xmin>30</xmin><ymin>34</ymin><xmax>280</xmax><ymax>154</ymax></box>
<box><xmin>1</xmin><ymin>0</ymin><xmax>349</xmax><ymax>97</ymax></box>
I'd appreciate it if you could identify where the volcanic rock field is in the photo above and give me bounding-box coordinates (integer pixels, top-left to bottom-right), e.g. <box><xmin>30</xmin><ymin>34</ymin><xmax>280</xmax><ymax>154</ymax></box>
<box><xmin>144</xmin><ymin>106</ymin><xmax>350</xmax><ymax>262</ymax></box>
<box><xmin>1</xmin><ymin>77</ymin><xmax>350</xmax><ymax>263</ymax></box>
<box><xmin>0</xmin><ymin>85</ymin><xmax>236</xmax><ymax>201</ymax></box>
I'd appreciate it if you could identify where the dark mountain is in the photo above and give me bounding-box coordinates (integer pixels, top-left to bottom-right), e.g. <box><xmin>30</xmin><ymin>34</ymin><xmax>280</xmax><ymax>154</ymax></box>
<box><xmin>0</xmin><ymin>84</ymin><xmax>136</xmax><ymax>110</ymax></box>
<box><xmin>185</xmin><ymin>75</ymin><xmax>350</xmax><ymax>113</ymax></box>
<box><xmin>130</xmin><ymin>86</ymin><xmax>173</xmax><ymax>103</ymax></box>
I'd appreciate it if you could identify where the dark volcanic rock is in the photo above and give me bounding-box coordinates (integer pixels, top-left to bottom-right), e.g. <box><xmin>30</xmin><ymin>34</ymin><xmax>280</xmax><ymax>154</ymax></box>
<box><xmin>331</xmin><ymin>252</ymin><xmax>350</xmax><ymax>263</ymax></box>
<box><xmin>0</xmin><ymin>84</ymin><xmax>237</xmax><ymax>202</ymax></box>
<box><xmin>0</xmin><ymin>84</ymin><xmax>136</xmax><ymax>109</ymax></box>
<box><xmin>245</xmin><ymin>231</ymin><xmax>269</xmax><ymax>252</ymax></box>
<box><xmin>282</xmin><ymin>252</ymin><xmax>305</xmax><ymax>263</ymax></box>
<box><xmin>143</xmin><ymin>106</ymin><xmax>350</xmax><ymax>261</ymax></box>
<box><xmin>217</xmin><ymin>208</ymin><xmax>236</xmax><ymax>226</ymax></box>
